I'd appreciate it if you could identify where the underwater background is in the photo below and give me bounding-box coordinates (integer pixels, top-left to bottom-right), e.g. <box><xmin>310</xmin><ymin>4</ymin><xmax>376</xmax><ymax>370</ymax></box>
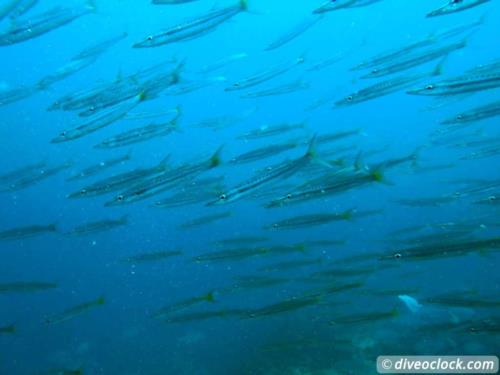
<box><xmin>0</xmin><ymin>0</ymin><xmax>499</xmax><ymax>374</ymax></box>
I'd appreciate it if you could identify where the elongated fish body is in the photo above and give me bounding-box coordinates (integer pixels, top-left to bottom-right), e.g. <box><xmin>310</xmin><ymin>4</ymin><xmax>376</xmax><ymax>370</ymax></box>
<box><xmin>225</xmin><ymin>56</ymin><xmax>305</xmax><ymax>91</ymax></box>
<box><xmin>106</xmin><ymin>147</ymin><xmax>222</xmax><ymax>206</ymax></box>
<box><xmin>427</xmin><ymin>0</ymin><xmax>491</xmax><ymax>17</ymax></box>
<box><xmin>208</xmin><ymin>138</ymin><xmax>318</xmax><ymax>205</ymax></box>
<box><xmin>152</xmin><ymin>182</ymin><xmax>223</xmax><ymax>208</ymax></box>
<box><xmin>45</xmin><ymin>296</ymin><xmax>105</xmax><ymax>325</ymax></box>
<box><xmin>0</xmin><ymin>3</ymin><xmax>96</xmax><ymax>46</ymax></box>
<box><xmin>105</xmin><ymin>165</ymin><xmax>202</xmax><ymax>206</ymax></box>
<box><xmin>330</xmin><ymin>308</ymin><xmax>398</xmax><ymax>324</ymax></box>
<box><xmin>266</xmin><ymin>212</ymin><xmax>352</xmax><ymax>230</ymax></box>
<box><xmin>0</xmin><ymin>324</ymin><xmax>15</xmax><ymax>334</ymax></box>
<box><xmin>314</xmin><ymin>0</ymin><xmax>381</xmax><ymax>14</ymax></box>
<box><xmin>153</xmin><ymin>0</ymin><xmax>199</xmax><ymax>3</ymax></box>
<box><xmin>180</xmin><ymin>211</ymin><xmax>231</xmax><ymax>228</ymax></box>
<box><xmin>473</xmin><ymin>195</ymin><xmax>499</xmax><ymax>205</ymax></box>
<box><xmin>408</xmin><ymin>71</ymin><xmax>500</xmax><ymax>96</ymax></box>
<box><xmin>38</xmin><ymin>55</ymin><xmax>97</xmax><ymax>89</ymax></box>
<box><xmin>0</xmin><ymin>161</ymin><xmax>46</xmax><ymax>185</ymax></box>
<box><xmin>5</xmin><ymin>162</ymin><xmax>72</xmax><ymax>191</ymax></box>
<box><xmin>246</xmin><ymin>295</ymin><xmax>320</xmax><ymax>319</ymax></box>
<box><xmin>95</xmin><ymin>123</ymin><xmax>177</xmax><ymax>148</ymax></box>
<box><xmin>229</xmin><ymin>142</ymin><xmax>299</xmax><ymax>164</ymax></box>
<box><xmin>67</xmin><ymin>154</ymin><xmax>131</xmax><ymax>182</ymax></box>
<box><xmin>0</xmin><ymin>84</ymin><xmax>40</xmax><ymax>107</ymax></box>
<box><xmin>65</xmin><ymin>216</ymin><xmax>128</xmax><ymax>236</ymax></box>
<box><xmin>194</xmin><ymin>247</ymin><xmax>269</xmax><ymax>262</ymax></box>
<box><xmin>265</xmin><ymin>16</ymin><xmax>322</xmax><ymax>51</ymax></box>
<box><xmin>363</xmin><ymin>40</ymin><xmax>466</xmax><ymax>78</ymax></box>
<box><xmin>237</xmin><ymin>122</ymin><xmax>306</xmax><ymax>140</ymax></box>
<box><xmin>241</xmin><ymin>80</ymin><xmax>309</xmax><ymax>99</ymax></box>
<box><xmin>353</xmin><ymin>17</ymin><xmax>482</xmax><ymax>72</ymax></box>
<box><xmin>8</xmin><ymin>0</ymin><xmax>37</xmax><ymax>19</ymax></box>
<box><xmin>266</xmin><ymin>171</ymin><xmax>377</xmax><ymax>208</ymax></box>
<box><xmin>153</xmin><ymin>292</ymin><xmax>215</xmax><ymax>318</ymax></box>
<box><xmin>122</xmin><ymin>250</ymin><xmax>182</xmax><ymax>263</ymax></box>
<box><xmin>198</xmin><ymin>52</ymin><xmax>248</xmax><ymax>74</ymax></box>
<box><xmin>379</xmin><ymin>237</ymin><xmax>500</xmax><ymax>261</ymax></box>
<box><xmin>336</xmin><ymin>68</ymin><xmax>439</xmax><ymax>106</ymax></box>
<box><xmin>0</xmin><ymin>282</ymin><xmax>57</xmax><ymax>293</ymax></box>
<box><xmin>0</xmin><ymin>0</ymin><xmax>21</xmax><ymax>20</ymax></box>
<box><xmin>0</xmin><ymin>224</ymin><xmax>57</xmax><ymax>241</ymax></box>
<box><xmin>50</xmin><ymin>60</ymin><xmax>179</xmax><ymax>113</ymax></box>
<box><xmin>51</xmin><ymin>94</ymin><xmax>144</xmax><ymax>143</ymax></box>
<box><xmin>38</xmin><ymin>368</ymin><xmax>83</xmax><ymax>375</ymax></box>
<box><xmin>73</xmin><ymin>32</ymin><xmax>128</xmax><ymax>61</ymax></box>
<box><xmin>134</xmin><ymin>1</ymin><xmax>246</xmax><ymax>47</ymax></box>
<box><xmin>441</xmin><ymin>100</ymin><xmax>500</xmax><ymax>125</ymax></box>
<box><xmin>68</xmin><ymin>160</ymin><xmax>169</xmax><ymax>199</ymax></box>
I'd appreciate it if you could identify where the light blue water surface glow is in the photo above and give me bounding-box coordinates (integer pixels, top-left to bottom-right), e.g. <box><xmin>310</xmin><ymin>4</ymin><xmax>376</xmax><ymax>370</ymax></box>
<box><xmin>0</xmin><ymin>0</ymin><xmax>499</xmax><ymax>374</ymax></box>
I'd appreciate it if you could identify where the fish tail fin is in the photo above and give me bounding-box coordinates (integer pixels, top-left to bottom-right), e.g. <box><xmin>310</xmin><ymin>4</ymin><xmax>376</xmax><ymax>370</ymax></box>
<box><xmin>48</xmin><ymin>223</ymin><xmax>58</xmax><ymax>232</ymax></box>
<box><xmin>205</xmin><ymin>291</ymin><xmax>216</xmax><ymax>303</ymax></box>
<box><xmin>305</xmin><ymin>135</ymin><xmax>332</xmax><ymax>168</ymax></box>
<box><xmin>4</xmin><ymin>324</ymin><xmax>16</xmax><ymax>334</ymax></box>
<box><xmin>432</xmin><ymin>56</ymin><xmax>447</xmax><ymax>76</ymax></box>
<box><xmin>305</xmin><ymin>134</ymin><xmax>318</xmax><ymax>159</ymax></box>
<box><xmin>97</xmin><ymin>296</ymin><xmax>105</xmax><ymax>305</ymax></box>
<box><xmin>86</xmin><ymin>0</ymin><xmax>97</xmax><ymax>12</ymax></box>
<box><xmin>354</xmin><ymin>151</ymin><xmax>365</xmax><ymax>171</ymax></box>
<box><xmin>240</xmin><ymin>0</ymin><xmax>248</xmax><ymax>11</ymax></box>
<box><xmin>410</xmin><ymin>147</ymin><xmax>422</xmax><ymax>169</ymax></box>
<box><xmin>158</xmin><ymin>154</ymin><xmax>171</xmax><ymax>170</ymax></box>
<box><xmin>370</xmin><ymin>165</ymin><xmax>387</xmax><ymax>184</ymax></box>
<box><xmin>477</xmin><ymin>12</ymin><xmax>488</xmax><ymax>26</ymax></box>
<box><xmin>120</xmin><ymin>215</ymin><xmax>129</xmax><ymax>224</ymax></box>
<box><xmin>76</xmin><ymin>368</ymin><xmax>85</xmax><ymax>375</ymax></box>
<box><xmin>341</xmin><ymin>208</ymin><xmax>356</xmax><ymax>220</ymax></box>
<box><xmin>295</xmin><ymin>244</ymin><xmax>307</xmax><ymax>253</ymax></box>
<box><xmin>390</xmin><ymin>308</ymin><xmax>399</xmax><ymax>318</ymax></box>
<box><xmin>174</xmin><ymin>106</ymin><xmax>183</xmax><ymax>131</ymax></box>
<box><xmin>171</xmin><ymin>60</ymin><xmax>186</xmax><ymax>85</ymax></box>
<box><xmin>209</xmin><ymin>146</ymin><xmax>224</xmax><ymax>168</ymax></box>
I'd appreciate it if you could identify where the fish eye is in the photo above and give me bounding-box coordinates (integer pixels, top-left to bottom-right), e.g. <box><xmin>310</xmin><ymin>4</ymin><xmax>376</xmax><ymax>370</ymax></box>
<box><xmin>80</xmin><ymin>189</ymin><xmax>87</xmax><ymax>194</ymax></box>
<box><xmin>425</xmin><ymin>84</ymin><xmax>434</xmax><ymax>90</ymax></box>
<box><xmin>488</xmin><ymin>195</ymin><xmax>497</xmax><ymax>201</ymax></box>
<box><xmin>394</xmin><ymin>253</ymin><xmax>402</xmax><ymax>259</ymax></box>
<box><xmin>234</xmin><ymin>83</ymin><xmax>240</xmax><ymax>87</ymax></box>
<box><xmin>272</xmin><ymin>223</ymin><xmax>279</xmax><ymax>228</ymax></box>
<box><xmin>61</xmin><ymin>131</ymin><xmax>67</xmax><ymax>136</ymax></box>
<box><xmin>147</xmin><ymin>35</ymin><xmax>153</xmax><ymax>41</ymax></box>
<box><xmin>286</xmin><ymin>194</ymin><xmax>292</xmax><ymax>199</ymax></box>
<box><xmin>117</xmin><ymin>195</ymin><xmax>124</xmax><ymax>201</ymax></box>
<box><xmin>456</xmin><ymin>114</ymin><xmax>463</xmax><ymax>120</ymax></box>
<box><xmin>219</xmin><ymin>194</ymin><xmax>227</xmax><ymax>200</ymax></box>
<box><xmin>347</xmin><ymin>96</ymin><xmax>353</xmax><ymax>101</ymax></box>
<box><xmin>371</xmin><ymin>69</ymin><xmax>378</xmax><ymax>74</ymax></box>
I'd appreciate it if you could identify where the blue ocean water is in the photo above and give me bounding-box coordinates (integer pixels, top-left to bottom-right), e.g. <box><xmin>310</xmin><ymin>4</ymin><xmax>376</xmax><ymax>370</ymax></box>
<box><xmin>0</xmin><ymin>0</ymin><xmax>499</xmax><ymax>374</ymax></box>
